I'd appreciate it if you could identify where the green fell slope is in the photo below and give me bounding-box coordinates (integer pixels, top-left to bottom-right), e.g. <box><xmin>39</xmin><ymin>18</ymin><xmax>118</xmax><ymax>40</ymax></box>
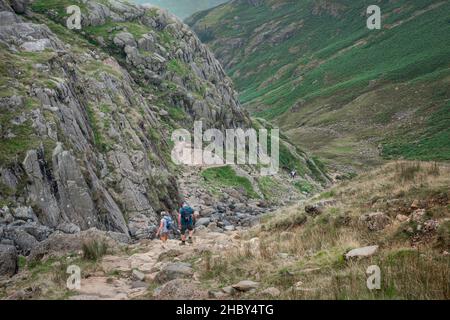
<box><xmin>188</xmin><ymin>0</ymin><xmax>450</xmax><ymax>170</ymax></box>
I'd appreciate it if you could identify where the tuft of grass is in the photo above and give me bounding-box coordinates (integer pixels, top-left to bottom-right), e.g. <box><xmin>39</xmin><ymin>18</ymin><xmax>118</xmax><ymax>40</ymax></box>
<box><xmin>436</xmin><ymin>220</ymin><xmax>450</xmax><ymax>250</ymax></box>
<box><xmin>82</xmin><ymin>240</ymin><xmax>108</xmax><ymax>262</ymax></box>
<box><xmin>167</xmin><ymin>59</ymin><xmax>190</xmax><ymax>77</ymax></box>
<box><xmin>395</xmin><ymin>161</ymin><xmax>422</xmax><ymax>182</ymax></box>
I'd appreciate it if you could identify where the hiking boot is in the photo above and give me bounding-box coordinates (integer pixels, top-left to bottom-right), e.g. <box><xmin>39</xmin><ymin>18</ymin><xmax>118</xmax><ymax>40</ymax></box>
<box><xmin>187</xmin><ymin>237</ymin><xmax>193</xmax><ymax>244</ymax></box>
<box><xmin>179</xmin><ymin>241</ymin><xmax>186</xmax><ymax>246</ymax></box>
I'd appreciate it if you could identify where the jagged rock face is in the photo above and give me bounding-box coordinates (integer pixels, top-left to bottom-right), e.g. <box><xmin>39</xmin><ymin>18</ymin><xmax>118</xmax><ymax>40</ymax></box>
<box><xmin>0</xmin><ymin>0</ymin><xmax>250</xmax><ymax>252</ymax></box>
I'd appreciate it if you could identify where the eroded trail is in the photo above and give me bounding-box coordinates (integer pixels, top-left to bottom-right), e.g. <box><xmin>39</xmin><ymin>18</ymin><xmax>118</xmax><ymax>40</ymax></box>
<box><xmin>70</xmin><ymin>229</ymin><xmax>241</xmax><ymax>300</ymax></box>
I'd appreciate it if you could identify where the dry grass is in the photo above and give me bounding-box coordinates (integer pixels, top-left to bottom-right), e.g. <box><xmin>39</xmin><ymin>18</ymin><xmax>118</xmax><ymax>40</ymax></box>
<box><xmin>82</xmin><ymin>240</ymin><xmax>109</xmax><ymax>262</ymax></box>
<box><xmin>198</xmin><ymin>161</ymin><xmax>450</xmax><ymax>299</ymax></box>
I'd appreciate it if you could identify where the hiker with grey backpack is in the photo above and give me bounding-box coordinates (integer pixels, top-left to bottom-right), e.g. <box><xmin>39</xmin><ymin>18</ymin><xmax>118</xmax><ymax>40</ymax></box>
<box><xmin>156</xmin><ymin>211</ymin><xmax>174</xmax><ymax>243</ymax></box>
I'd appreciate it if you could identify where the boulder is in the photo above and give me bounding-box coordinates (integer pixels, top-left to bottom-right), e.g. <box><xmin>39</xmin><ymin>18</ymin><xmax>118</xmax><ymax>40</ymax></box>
<box><xmin>221</xmin><ymin>286</ymin><xmax>237</xmax><ymax>296</ymax></box>
<box><xmin>260</xmin><ymin>287</ymin><xmax>281</xmax><ymax>297</ymax></box>
<box><xmin>0</xmin><ymin>11</ymin><xmax>21</xmax><ymax>26</ymax></box>
<box><xmin>128</xmin><ymin>214</ymin><xmax>156</xmax><ymax>240</ymax></box>
<box><xmin>360</xmin><ymin>212</ymin><xmax>390</xmax><ymax>231</ymax></box>
<box><xmin>304</xmin><ymin>204</ymin><xmax>323</xmax><ymax>216</ymax></box>
<box><xmin>240</xmin><ymin>216</ymin><xmax>259</xmax><ymax>227</ymax></box>
<box><xmin>154</xmin><ymin>262</ymin><xmax>194</xmax><ymax>283</ymax></box>
<box><xmin>13</xmin><ymin>206</ymin><xmax>38</xmax><ymax>222</ymax></box>
<box><xmin>195</xmin><ymin>217</ymin><xmax>210</xmax><ymax>228</ymax></box>
<box><xmin>113</xmin><ymin>32</ymin><xmax>137</xmax><ymax>48</ymax></box>
<box><xmin>411</xmin><ymin>209</ymin><xmax>426</xmax><ymax>222</ymax></box>
<box><xmin>224</xmin><ymin>225</ymin><xmax>235</xmax><ymax>232</ymax></box>
<box><xmin>56</xmin><ymin>222</ymin><xmax>81</xmax><ymax>234</ymax></box>
<box><xmin>396</xmin><ymin>214</ymin><xmax>409</xmax><ymax>223</ymax></box>
<box><xmin>305</xmin><ymin>200</ymin><xmax>336</xmax><ymax>216</ymax></box>
<box><xmin>4</xmin><ymin>227</ymin><xmax>38</xmax><ymax>255</ymax></box>
<box><xmin>19</xmin><ymin>222</ymin><xmax>52</xmax><ymax>241</ymax></box>
<box><xmin>232</xmin><ymin>280</ymin><xmax>260</xmax><ymax>292</ymax></box>
<box><xmin>208</xmin><ymin>290</ymin><xmax>227</xmax><ymax>299</ymax></box>
<box><xmin>207</xmin><ymin>222</ymin><xmax>223</xmax><ymax>233</ymax></box>
<box><xmin>131</xmin><ymin>280</ymin><xmax>148</xmax><ymax>289</ymax></box>
<box><xmin>132</xmin><ymin>269</ymin><xmax>146</xmax><ymax>281</ymax></box>
<box><xmin>410</xmin><ymin>199</ymin><xmax>420</xmax><ymax>210</ymax></box>
<box><xmin>345</xmin><ymin>245</ymin><xmax>379</xmax><ymax>260</ymax></box>
<box><xmin>28</xmin><ymin>228</ymin><xmax>129</xmax><ymax>262</ymax></box>
<box><xmin>10</xmin><ymin>0</ymin><xmax>28</xmax><ymax>14</ymax></box>
<box><xmin>137</xmin><ymin>34</ymin><xmax>155</xmax><ymax>51</ymax></box>
<box><xmin>0</xmin><ymin>244</ymin><xmax>18</xmax><ymax>277</ymax></box>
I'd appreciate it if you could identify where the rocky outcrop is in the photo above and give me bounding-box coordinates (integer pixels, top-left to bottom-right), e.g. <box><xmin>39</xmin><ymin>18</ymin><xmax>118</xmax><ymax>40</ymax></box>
<box><xmin>0</xmin><ymin>0</ymin><xmax>250</xmax><ymax>257</ymax></box>
<box><xmin>360</xmin><ymin>212</ymin><xmax>391</xmax><ymax>231</ymax></box>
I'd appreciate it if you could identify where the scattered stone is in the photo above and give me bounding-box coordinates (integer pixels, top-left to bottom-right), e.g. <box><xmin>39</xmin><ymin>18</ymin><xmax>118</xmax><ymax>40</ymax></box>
<box><xmin>208</xmin><ymin>290</ymin><xmax>227</xmax><ymax>299</ymax></box>
<box><xmin>221</xmin><ymin>286</ymin><xmax>236</xmax><ymax>296</ymax></box>
<box><xmin>260</xmin><ymin>287</ymin><xmax>281</xmax><ymax>297</ymax></box>
<box><xmin>154</xmin><ymin>262</ymin><xmax>194</xmax><ymax>283</ymax></box>
<box><xmin>132</xmin><ymin>269</ymin><xmax>146</xmax><ymax>282</ymax></box>
<box><xmin>423</xmin><ymin>219</ymin><xmax>439</xmax><ymax>232</ymax></box>
<box><xmin>113</xmin><ymin>32</ymin><xmax>136</xmax><ymax>48</ymax></box>
<box><xmin>293</xmin><ymin>281</ymin><xmax>304</xmax><ymax>290</ymax></box>
<box><xmin>131</xmin><ymin>281</ymin><xmax>148</xmax><ymax>289</ymax></box>
<box><xmin>232</xmin><ymin>280</ymin><xmax>260</xmax><ymax>292</ymax></box>
<box><xmin>345</xmin><ymin>245</ymin><xmax>379</xmax><ymax>260</ymax></box>
<box><xmin>396</xmin><ymin>214</ymin><xmax>409</xmax><ymax>223</ymax></box>
<box><xmin>195</xmin><ymin>217</ymin><xmax>210</xmax><ymax>228</ymax></box>
<box><xmin>10</xmin><ymin>0</ymin><xmax>28</xmax><ymax>14</ymax></box>
<box><xmin>12</xmin><ymin>206</ymin><xmax>37</xmax><ymax>222</ymax></box>
<box><xmin>158</xmin><ymin>109</ymin><xmax>169</xmax><ymax>117</ymax></box>
<box><xmin>305</xmin><ymin>204</ymin><xmax>323</xmax><ymax>216</ymax></box>
<box><xmin>278</xmin><ymin>253</ymin><xmax>289</xmax><ymax>259</ymax></box>
<box><xmin>411</xmin><ymin>209</ymin><xmax>426</xmax><ymax>222</ymax></box>
<box><xmin>224</xmin><ymin>225</ymin><xmax>235</xmax><ymax>232</ymax></box>
<box><xmin>411</xmin><ymin>199</ymin><xmax>420</xmax><ymax>210</ymax></box>
<box><xmin>360</xmin><ymin>212</ymin><xmax>390</xmax><ymax>231</ymax></box>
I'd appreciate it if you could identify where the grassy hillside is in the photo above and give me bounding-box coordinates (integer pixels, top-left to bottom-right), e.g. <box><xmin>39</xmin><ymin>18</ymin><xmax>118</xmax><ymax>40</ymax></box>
<box><xmin>188</xmin><ymin>0</ymin><xmax>450</xmax><ymax>170</ymax></box>
<box><xmin>195</xmin><ymin>161</ymin><xmax>450</xmax><ymax>299</ymax></box>
<box><xmin>133</xmin><ymin>0</ymin><xmax>227</xmax><ymax>19</ymax></box>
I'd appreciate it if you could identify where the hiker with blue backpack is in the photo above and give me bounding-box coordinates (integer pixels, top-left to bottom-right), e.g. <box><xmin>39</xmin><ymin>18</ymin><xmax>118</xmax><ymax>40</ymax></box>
<box><xmin>178</xmin><ymin>202</ymin><xmax>195</xmax><ymax>245</ymax></box>
<box><xmin>156</xmin><ymin>211</ymin><xmax>173</xmax><ymax>243</ymax></box>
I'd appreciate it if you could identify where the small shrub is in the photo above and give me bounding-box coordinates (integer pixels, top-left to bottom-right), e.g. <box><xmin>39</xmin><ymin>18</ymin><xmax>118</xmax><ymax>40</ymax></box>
<box><xmin>82</xmin><ymin>240</ymin><xmax>108</xmax><ymax>261</ymax></box>
<box><xmin>428</xmin><ymin>162</ymin><xmax>440</xmax><ymax>176</ymax></box>
<box><xmin>267</xmin><ymin>211</ymin><xmax>307</xmax><ymax>231</ymax></box>
<box><xmin>395</xmin><ymin>162</ymin><xmax>422</xmax><ymax>182</ymax></box>
<box><xmin>436</xmin><ymin>220</ymin><xmax>450</xmax><ymax>249</ymax></box>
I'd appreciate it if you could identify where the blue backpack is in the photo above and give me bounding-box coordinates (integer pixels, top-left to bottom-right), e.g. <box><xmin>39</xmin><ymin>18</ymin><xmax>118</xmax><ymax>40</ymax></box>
<box><xmin>180</xmin><ymin>206</ymin><xmax>194</xmax><ymax>222</ymax></box>
<box><xmin>163</xmin><ymin>216</ymin><xmax>173</xmax><ymax>230</ymax></box>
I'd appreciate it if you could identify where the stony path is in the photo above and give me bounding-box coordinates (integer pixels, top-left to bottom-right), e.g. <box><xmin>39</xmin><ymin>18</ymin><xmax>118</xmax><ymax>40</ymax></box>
<box><xmin>69</xmin><ymin>229</ymin><xmax>240</xmax><ymax>300</ymax></box>
<box><xmin>68</xmin><ymin>151</ymin><xmax>306</xmax><ymax>300</ymax></box>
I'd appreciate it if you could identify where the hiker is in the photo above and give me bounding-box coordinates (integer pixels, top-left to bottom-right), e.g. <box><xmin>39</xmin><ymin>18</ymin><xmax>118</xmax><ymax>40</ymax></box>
<box><xmin>178</xmin><ymin>202</ymin><xmax>194</xmax><ymax>245</ymax></box>
<box><xmin>156</xmin><ymin>211</ymin><xmax>173</xmax><ymax>243</ymax></box>
<box><xmin>290</xmin><ymin>169</ymin><xmax>297</xmax><ymax>180</ymax></box>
